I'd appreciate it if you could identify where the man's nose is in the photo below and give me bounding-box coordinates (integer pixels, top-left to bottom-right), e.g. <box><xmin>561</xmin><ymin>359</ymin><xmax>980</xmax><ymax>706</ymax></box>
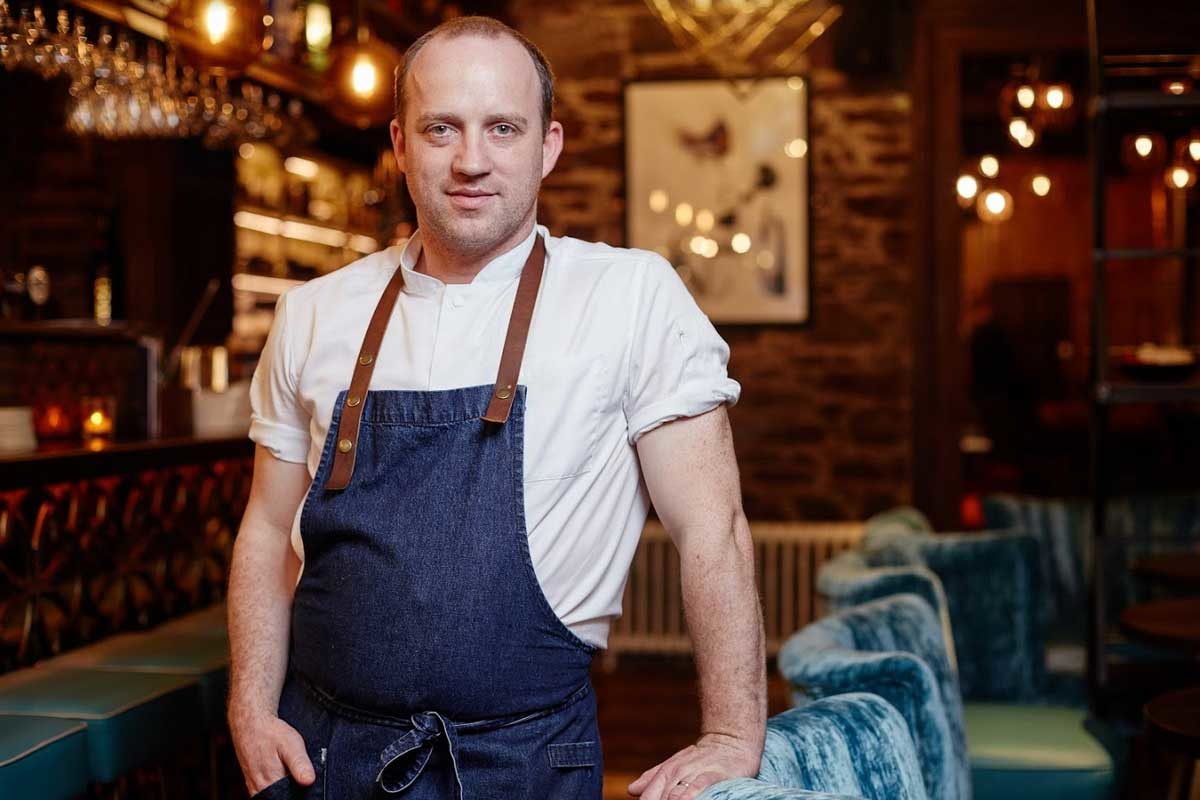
<box><xmin>452</xmin><ymin>131</ymin><xmax>492</xmax><ymax>178</ymax></box>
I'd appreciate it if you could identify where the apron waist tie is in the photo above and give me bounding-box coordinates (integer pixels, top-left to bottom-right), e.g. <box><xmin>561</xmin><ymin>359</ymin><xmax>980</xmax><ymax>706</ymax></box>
<box><xmin>377</xmin><ymin>711</ymin><xmax>463</xmax><ymax>798</ymax></box>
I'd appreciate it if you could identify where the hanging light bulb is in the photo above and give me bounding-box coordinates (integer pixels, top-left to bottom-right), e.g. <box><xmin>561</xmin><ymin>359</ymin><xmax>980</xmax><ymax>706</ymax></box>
<box><xmin>956</xmin><ymin>174</ymin><xmax>979</xmax><ymax>208</ymax></box>
<box><xmin>977</xmin><ymin>189</ymin><xmax>1014</xmax><ymax>223</ymax></box>
<box><xmin>329</xmin><ymin>25</ymin><xmax>400</xmax><ymax>128</ymax></box>
<box><xmin>1122</xmin><ymin>133</ymin><xmax>1167</xmax><ymax>171</ymax></box>
<box><xmin>1031</xmin><ymin>175</ymin><xmax>1051</xmax><ymax>196</ymax></box>
<box><xmin>1165</xmin><ymin>160</ymin><xmax>1197</xmax><ymax>190</ymax></box>
<box><xmin>167</xmin><ymin>0</ymin><xmax>265</xmax><ymax>75</ymax></box>
<box><xmin>1039</xmin><ymin>84</ymin><xmax>1072</xmax><ymax>110</ymax></box>
<box><xmin>979</xmin><ymin>155</ymin><xmax>1000</xmax><ymax>178</ymax></box>
<box><xmin>1182</xmin><ymin>133</ymin><xmax>1200</xmax><ymax>163</ymax></box>
<box><xmin>1016</xmin><ymin>85</ymin><xmax>1036</xmax><ymax>109</ymax></box>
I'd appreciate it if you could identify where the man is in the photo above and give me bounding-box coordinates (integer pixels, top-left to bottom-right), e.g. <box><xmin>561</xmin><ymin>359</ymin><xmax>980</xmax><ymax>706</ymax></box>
<box><xmin>227</xmin><ymin>16</ymin><xmax>764</xmax><ymax>800</ymax></box>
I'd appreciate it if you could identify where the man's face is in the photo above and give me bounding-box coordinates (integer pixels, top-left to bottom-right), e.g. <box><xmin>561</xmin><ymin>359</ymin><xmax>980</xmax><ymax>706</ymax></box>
<box><xmin>390</xmin><ymin>34</ymin><xmax>562</xmax><ymax>257</ymax></box>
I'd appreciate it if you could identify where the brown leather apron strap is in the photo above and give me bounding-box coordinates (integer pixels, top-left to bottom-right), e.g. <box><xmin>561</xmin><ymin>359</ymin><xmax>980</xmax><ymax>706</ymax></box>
<box><xmin>324</xmin><ymin>233</ymin><xmax>547</xmax><ymax>491</ymax></box>
<box><xmin>482</xmin><ymin>233</ymin><xmax>545</xmax><ymax>424</ymax></box>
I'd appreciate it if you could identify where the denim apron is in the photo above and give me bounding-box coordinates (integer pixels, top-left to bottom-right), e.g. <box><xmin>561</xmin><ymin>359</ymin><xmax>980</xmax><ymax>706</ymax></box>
<box><xmin>255</xmin><ymin>234</ymin><xmax>602</xmax><ymax>799</ymax></box>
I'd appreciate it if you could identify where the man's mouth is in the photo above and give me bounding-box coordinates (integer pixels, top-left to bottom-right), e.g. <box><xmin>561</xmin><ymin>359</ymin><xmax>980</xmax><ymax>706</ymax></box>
<box><xmin>446</xmin><ymin>189</ymin><xmax>496</xmax><ymax>210</ymax></box>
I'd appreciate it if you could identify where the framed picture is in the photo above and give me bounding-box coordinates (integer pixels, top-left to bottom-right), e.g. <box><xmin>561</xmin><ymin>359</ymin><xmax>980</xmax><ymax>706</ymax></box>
<box><xmin>625</xmin><ymin>77</ymin><xmax>810</xmax><ymax>324</ymax></box>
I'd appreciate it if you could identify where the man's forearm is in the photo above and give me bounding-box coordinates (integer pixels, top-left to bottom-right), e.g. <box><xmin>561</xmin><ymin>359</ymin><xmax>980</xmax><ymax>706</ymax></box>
<box><xmin>227</xmin><ymin>522</ymin><xmax>300</xmax><ymax>724</ymax></box>
<box><xmin>679</xmin><ymin>512</ymin><xmax>766</xmax><ymax>751</ymax></box>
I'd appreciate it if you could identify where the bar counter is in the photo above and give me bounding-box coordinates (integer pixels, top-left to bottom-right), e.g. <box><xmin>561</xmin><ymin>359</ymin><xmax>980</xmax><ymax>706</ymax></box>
<box><xmin>0</xmin><ymin>436</ymin><xmax>254</xmax><ymax>490</ymax></box>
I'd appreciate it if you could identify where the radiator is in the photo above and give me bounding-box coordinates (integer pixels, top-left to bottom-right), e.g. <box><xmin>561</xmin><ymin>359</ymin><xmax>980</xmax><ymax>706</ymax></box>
<box><xmin>606</xmin><ymin>521</ymin><xmax>864</xmax><ymax>661</ymax></box>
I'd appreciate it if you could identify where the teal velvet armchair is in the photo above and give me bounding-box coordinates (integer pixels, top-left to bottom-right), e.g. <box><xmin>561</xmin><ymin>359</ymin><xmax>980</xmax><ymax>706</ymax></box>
<box><xmin>699</xmin><ymin>692</ymin><xmax>929</xmax><ymax>800</ymax></box>
<box><xmin>781</xmin><ymin>593</ymin><xmax>1116</xmax><ymax>800</ymax></box>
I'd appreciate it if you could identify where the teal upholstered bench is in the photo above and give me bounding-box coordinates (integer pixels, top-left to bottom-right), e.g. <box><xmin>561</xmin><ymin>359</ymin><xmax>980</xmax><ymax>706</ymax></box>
<box><xmin>49</xmin><ymin>630</ymin><xmax>230</xmax><ymax>728</ymax></box>
<box><xmin>154</xmin><ymin>603</ymin><xmax>228</xmax><ymax>640</ymax></box>
<box><xmin>0</xmin><ymin>667</ymin><xmax>201</xmax><ymax>784</ymax></box>
<box><xmin>0</xmin><ymin>715</ymin><xmax>89</xmax><ymax>800</ymax></box>
<box><xmin>965</xmin><ymin>704</ymin><xmax>1115</xmax><ymax>800</ymax></box>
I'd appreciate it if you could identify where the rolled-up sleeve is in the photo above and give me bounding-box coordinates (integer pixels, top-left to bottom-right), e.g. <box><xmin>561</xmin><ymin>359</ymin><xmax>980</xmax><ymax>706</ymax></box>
<box><xmin>623</xmin><ymin>253</ymin><xmax>742</xmax><ymax>444</ymax></box>
<box><xmin>248</xmin><ymin>291</ymin><xmax>311</xmax><ymax>463</ymax></box>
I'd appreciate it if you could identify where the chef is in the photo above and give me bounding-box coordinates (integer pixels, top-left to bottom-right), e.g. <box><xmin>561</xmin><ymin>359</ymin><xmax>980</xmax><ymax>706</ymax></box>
<box><xmin>227</xmin><ymin>15</ymin><xmax>765</xmax><ymax>800</ymax></box>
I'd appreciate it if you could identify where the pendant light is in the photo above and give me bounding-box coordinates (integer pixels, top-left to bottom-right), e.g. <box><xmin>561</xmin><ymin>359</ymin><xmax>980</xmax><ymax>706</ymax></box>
<box><xmin>166</xmin><ymin>0</ymin><xmax>266</xmax><ymax>76</ymax></box>
<box><xmin>328</xmin><ymin>0</ymin><xmax>399</xmax><ymax>129</ymax></box>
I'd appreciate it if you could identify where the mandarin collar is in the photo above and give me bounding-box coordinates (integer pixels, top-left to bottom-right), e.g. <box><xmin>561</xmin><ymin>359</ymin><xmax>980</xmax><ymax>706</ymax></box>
<box><xmin>390</xmin><ymin>224</ymin><xmax>544</xmax><ymax>298</ymax></box>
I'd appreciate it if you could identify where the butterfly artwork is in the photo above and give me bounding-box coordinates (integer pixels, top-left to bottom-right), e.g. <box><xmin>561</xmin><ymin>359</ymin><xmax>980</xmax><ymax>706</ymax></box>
<box><xmin>625</xmin><ymin>77</ymin><xmax>810</xmax><ymax>324</ymax></box>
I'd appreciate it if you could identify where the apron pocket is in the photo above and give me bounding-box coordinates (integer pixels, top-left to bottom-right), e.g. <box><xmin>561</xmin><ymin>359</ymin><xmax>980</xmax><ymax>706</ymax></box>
<box><xmin>249</xmin><ymin>775</ymin><xmax>291</xmax><ymax>799</ymax></box>
<box><xmin>546</xmin><ymin>741</ymin><xmax>598</xmax><ymax>769</ymax></box>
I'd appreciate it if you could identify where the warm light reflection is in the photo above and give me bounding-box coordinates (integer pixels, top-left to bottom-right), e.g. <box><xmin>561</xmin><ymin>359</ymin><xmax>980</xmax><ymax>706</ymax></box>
<box><xmin>305</xmin><ymin>1</ymin><xmax>332</xmax><ymax>49</ymax></box>
<box><xmin>675</xmin><ymin>203</ymin><xmax>694</xmax><ymax>226</ymax></box>
<box><xmin>284</xmin><ymin>156</ymin><xmax>319</xmax><ymax>179</ymax></box>
<box><xmin>1188</xmin><ymin>139</ymin><xmax>1200</xmax><ymax>162</ymax></box>
<box><xmin>1031</xmin><ymin>175</ymin><xmax>1051</xmax><ymax>196</ymax></box>
<box><xmin>731</xmin><ymin>233</ymin><xmax>751</xmax><ymax>253</ymax></box>
<box><xmin>234</xmin><ymin>210</ymin><xmax>378</xmax><ymax>252</ymax></box>
<box><xmin>1016</xmin><ymin>85</ymin><xmax>1036</xmax><ymax>109</ymax></box>
<box><xmin>785</xmin><ymin>138</ymin><xmax>808</xmax><ymax>159</ymax></box>
<box><xmin>1008</xmin><ymin>118</ymin><xmax>1029</xmax><ymax>141</ymax></box>
<box><xmin>1044</xmin><ymin>86</ymin><xmax>1066</xmax><ymax>109</ymax></box>
<box><xmin>649</xmin><ymin>190</ymin><xmax>669</xmax><ymax>213</ymax></box>
<box><xmin>696</xmin><ymin>209</ymin><xmax>715</xmax><ymax>232</ymax></box>
<box><xmin>1134</xmin><ymin>136</ymin><xmax>1154</xmax><ymax>158</ymax></box>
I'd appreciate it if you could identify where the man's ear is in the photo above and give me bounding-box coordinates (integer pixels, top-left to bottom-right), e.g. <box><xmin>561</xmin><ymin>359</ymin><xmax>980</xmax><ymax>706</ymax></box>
<box><xmin>390</xmin><ymin>117</ymin><xmax>406</xmax><ymax>174</ymax></box>
<box><xmin>541</xmin><ymin>119</ymin><xmax>564</xmax><ymax>180</ymax></box>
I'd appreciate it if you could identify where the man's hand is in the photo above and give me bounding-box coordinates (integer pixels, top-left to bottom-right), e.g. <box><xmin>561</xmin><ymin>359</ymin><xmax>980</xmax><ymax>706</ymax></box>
<box><xmin>230</xmin><ymin>710</ymin><xmax>315</xmax><ymax>795</ymax></box>
<box><xmin>628</xmin><ymin>732</ymin><xmax>761</xmax><ymax>799</ymax></box>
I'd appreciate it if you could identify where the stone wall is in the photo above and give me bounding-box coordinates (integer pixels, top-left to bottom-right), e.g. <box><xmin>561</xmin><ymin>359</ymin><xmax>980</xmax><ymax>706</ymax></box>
<box><xmin>511</xmin><ymin>0</ymin><xmax>915</xmax><ymax>520</ymax></box>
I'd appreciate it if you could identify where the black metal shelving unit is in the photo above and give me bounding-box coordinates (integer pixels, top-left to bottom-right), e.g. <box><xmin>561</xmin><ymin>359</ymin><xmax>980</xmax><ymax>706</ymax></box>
<box><xmin>1085</xmin><ymin>0</ymin><xmax>1200</xmax><ymax>709</ymax></box>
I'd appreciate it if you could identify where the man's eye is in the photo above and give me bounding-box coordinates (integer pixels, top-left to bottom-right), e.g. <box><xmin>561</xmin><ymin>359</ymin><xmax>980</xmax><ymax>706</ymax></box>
<box><xmin>429</xmin><ymin>125</ymin><xmax>451</xmax><ymax>136</ymax></box>
<box><xmin>494</xmin><ymin>124</ymin><xmax>514</xmax><ymax>135</ymax></box>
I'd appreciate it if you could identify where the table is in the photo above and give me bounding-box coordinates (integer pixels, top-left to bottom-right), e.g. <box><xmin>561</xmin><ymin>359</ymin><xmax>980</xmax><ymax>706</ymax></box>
<box><xmin>1119</xmin><ymin>597</ymin><xmax>1200</xmax><ymax>654</ymax></box>
<box><xmin>1145</xmin><ymin>686</ymin><xmax>1200</xmax><ymax>799</ymax></box>
<box><xmin>1133</xmin><ymin>553</ymin><xmax>1200</xmax><ymax>591</ymax></box>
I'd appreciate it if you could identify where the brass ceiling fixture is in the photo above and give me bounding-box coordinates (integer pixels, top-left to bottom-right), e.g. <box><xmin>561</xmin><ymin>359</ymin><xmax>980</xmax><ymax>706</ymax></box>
<box><xmin>643</xmin><ymin>0</ymin><xmax>842</xmax><ymax>79</ymax></box>
<box><xmin>164</xmin><ymin>0</ymin><xmax>265</xmax><ymax>76</ymax></box>
<box><xmin>327</xmin><ymin>0</ymin><xmax>399</xmax><ymax>130</ymax></box>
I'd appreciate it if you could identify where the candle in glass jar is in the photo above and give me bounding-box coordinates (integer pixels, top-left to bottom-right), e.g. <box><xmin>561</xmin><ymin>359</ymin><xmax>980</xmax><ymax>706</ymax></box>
<box><xmin>80</xmin><ymin>396</ymin><xmax>116</xmax><ymax>440</ymax></box>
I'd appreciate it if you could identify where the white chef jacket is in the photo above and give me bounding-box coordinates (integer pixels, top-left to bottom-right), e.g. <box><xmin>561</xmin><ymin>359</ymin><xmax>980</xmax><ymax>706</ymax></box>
<box><xmin>248</xmin><ymin>223</ymin><xmax>741</xmax><ymax>647</ymax></box>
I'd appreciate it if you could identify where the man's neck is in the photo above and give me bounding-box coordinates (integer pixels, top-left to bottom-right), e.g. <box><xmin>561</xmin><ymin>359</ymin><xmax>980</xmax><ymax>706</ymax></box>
<box><xmin>415</xmin><ymin>220</ymin><xmax>536</xmax><ymax>285</ymax></box>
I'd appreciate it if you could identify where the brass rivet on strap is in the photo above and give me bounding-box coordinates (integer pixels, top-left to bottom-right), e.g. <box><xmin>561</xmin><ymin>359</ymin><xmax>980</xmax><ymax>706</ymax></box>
<box><xmin>338</xmin><ymin>439</ymin><xmax>353</xmax><ymax>453</ymax></box>
<box><xmin>496</xmin><ymin>385</ymin><xmax>512</xmax><ymax>400</ymax></box>
<box><xmin>346</xmin><ymin>395</ymin><xmax>361</xmax><ymax>407</ymax></box>
<box><xmin>359</xmin><ymin>353</ymin><xmax>374</xmax><ymax>366</ymax></box>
